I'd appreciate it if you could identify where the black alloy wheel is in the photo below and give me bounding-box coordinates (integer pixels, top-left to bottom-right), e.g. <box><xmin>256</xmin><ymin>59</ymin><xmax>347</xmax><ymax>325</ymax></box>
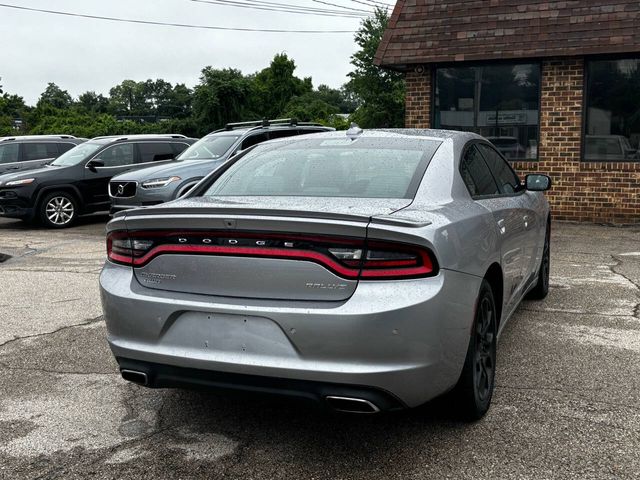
<box><xmin>453</xmin><ymin>279</ymin><xmax>497</xmax><ymax>421</ymax></box>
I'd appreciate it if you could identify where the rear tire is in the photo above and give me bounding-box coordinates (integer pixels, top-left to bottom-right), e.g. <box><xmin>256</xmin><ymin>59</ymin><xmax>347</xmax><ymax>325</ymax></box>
<box><xmin>453</xmin><ymin>279</ymin><xmax>497</xmax><ymax>421</ymax></box>
<box><xmin>39</xmin><ymin>191</ymin><xmax>78</xmax><ymax>228</ymax></box>
<box><xmin>527</xmin><ymin>221</ymin><xmax>550</xmax><ymax>300</ymax></box>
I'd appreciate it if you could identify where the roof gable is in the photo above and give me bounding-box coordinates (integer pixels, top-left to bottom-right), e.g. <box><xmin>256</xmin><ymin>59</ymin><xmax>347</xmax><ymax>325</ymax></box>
<box><xmin>375</xmin><ymin>0</ymin><xmax>640</xmax><ymax>68</ymax></box>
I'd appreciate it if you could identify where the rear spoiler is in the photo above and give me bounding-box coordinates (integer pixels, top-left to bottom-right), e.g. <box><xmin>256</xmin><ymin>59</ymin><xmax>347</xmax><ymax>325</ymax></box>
<box><xmin>114</xmin><ymin>207</ymin><xmax>431</xmax><ymax>229</ymax></box>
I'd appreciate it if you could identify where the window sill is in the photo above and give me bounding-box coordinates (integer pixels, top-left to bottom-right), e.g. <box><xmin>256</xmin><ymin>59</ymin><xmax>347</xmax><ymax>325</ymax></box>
<box><xmin>580</xmin><ymin>161</ymin><xmax>640</xmax><ymax>170</ymax></box>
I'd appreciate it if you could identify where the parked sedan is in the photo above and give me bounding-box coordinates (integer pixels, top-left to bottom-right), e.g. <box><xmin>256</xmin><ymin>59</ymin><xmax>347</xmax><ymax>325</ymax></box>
<box><xmin>100</xmin><ymin>128</ymin><xmax>551</xmax><ymax>420</ymax></box>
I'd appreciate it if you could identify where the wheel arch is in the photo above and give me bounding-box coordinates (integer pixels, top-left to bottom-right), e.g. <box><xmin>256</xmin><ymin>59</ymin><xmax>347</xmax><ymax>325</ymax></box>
<box><xmin>35</xmin><ymin>185</ymin><xmax>83</xmax><ymax>210</ymax></box>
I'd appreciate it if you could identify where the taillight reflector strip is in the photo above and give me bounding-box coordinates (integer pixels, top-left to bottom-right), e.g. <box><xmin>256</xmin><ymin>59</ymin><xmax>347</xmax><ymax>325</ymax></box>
<box><xmin>106</xmin><ymin>230</ymin><xmax>438</xmax><ymax>280</ymax></box>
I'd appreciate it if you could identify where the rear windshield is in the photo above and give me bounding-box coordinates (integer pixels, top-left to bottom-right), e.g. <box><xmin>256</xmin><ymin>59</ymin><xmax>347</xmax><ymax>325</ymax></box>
<box><xmin>178</xmin><ymin>134</ymin><xmax>239</xmax><ymax>161</ymax></box>
<box><xmin>203</xmin><ymin>137</ymin><xmax>441</xmax><ymax>199</ymax></box>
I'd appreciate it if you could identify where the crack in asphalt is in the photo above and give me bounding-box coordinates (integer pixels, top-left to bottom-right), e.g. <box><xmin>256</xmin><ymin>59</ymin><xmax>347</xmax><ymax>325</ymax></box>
<box><xmin>0</xmin><ymin>315</ymin><xmax>103</xmax><ymax>349</ymax></box>
<box><xmin>610</xmin><ymin>254</ymin><xmax>640</xmax><ymax>319</ymax></box>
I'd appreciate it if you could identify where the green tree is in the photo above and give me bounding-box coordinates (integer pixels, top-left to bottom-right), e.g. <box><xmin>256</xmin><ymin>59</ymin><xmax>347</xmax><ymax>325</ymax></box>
<box><xmin>282</xmin><ymin>92</ymin><xmax>340</xmax><ymax>122</ymax></box>
<box><xmin>108</xmin><ymin>80</ymin><xmax>150</xmax><ymax>116</ymax></box>
<box><xmin>193</xmin><ymin>67</ymin><xmax>251</xmax><ymax>132</ymax></box>
<box><xmin>36</xmin><ymin>83</ymin><xmax>73</xmax><ymax>111</ymax></box>
<box><xmin>345</xmin><ymin>8</ymin><xmax>405</xmax><ymax>128</ymax></box>
<box><xmin>249</xmin><ymin>53</ymin><xmax>312</xmax><ymax>119</ymax></box>
<box><xmin>77</xmin><ymin>91</ymin><xmax>109</xmax><ymax>114</ymax></box>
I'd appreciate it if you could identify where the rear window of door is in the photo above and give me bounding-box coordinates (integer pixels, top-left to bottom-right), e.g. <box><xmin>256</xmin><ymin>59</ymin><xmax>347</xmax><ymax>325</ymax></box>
<box><xmin>58</xmin><ymin>143</ymin><xmax>77</xmax><ymax>154</ymax></box>
<box><xmin>268</xmin><ymin>129</ymin><xmax>299</xmax><ymax>140</ymax></box>
<box><xmin>23</xmin><ymin>143</ymin><xmax>59</xmax><ymax>161</ymax></box>
<box><xmin>96</xmin><ymin>143</ymin><xmax>136</xmax><ymax>167</ymax></box>
<box><xmin>477</xmin><ymin>143</ymin><xmax>521</xmax><ymax>194</ymax></box>
<box><xmin>171</xmin><ymin>142</ymin><xmax>191</xmax><ymax>156</ymax></box>
<box><xmin>137</xmin><ymin>142</ymin><xmax>175</xmax><ymax>163</ymax></box>
<box><xmin>0</xmin><ymin>143</ymin><xmax>20</xmax><ymax>164</ymax></box>
<box><xmin>460</xmin><ymin>145</ymin><xmax>500</xmax><ymax>197</ymax></box>
<box><xmin>241</xmin><ymin>133</ymin><xmax>270</xmax><ymax>150</ymax></box>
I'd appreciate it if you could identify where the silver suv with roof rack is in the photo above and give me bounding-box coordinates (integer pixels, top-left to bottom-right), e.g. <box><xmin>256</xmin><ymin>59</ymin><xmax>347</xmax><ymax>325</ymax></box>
<box><xmin>109</xmin><ymin>118</ymin><xmax>333</xmax><ymax>214</ymax></box>
<box><xmin>0</xmin><ymin>135</ymin><xmax>87</xmax><ymax>175</ymax></box>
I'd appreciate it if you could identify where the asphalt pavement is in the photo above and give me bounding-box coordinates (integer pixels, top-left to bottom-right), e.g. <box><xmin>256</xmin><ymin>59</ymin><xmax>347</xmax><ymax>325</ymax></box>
<box><xmin>0</xmin><ymin>216</ymin><xmax>639</xmax><ymax>479</ymax></box>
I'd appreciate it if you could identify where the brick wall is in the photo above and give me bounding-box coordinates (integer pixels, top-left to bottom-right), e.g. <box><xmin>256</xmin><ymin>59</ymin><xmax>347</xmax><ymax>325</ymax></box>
<box><xmin>405</xmin><ymin>57</ymin><xmax>640</xmax><ymax>224</ymax></box>
<box><xmin>406</xmin><ymin>69</ymin><xmax>431</xmax><ymax>129</ymax></box>
<box><xmin>514</xmin><ymin>58</ymin><xmax>640</xmax><ymax>223</ymax></box>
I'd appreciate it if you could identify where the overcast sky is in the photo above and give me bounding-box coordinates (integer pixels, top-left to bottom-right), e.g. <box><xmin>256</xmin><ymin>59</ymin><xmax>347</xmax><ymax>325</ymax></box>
<box><xmin>0</xmin><ymin>0</ymin><xmax>394</xmax><ymax>105</ymax></box>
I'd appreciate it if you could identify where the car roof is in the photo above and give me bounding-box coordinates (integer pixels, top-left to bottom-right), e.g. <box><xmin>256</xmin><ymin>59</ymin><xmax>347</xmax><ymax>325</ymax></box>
<box><xmin>250</xmin><ymin>128</ymin><xmax>483</xmax><ymax>148</ymax></box>
<box><xmin>206</xmin><ymin>124</ymin><xmax>334</xmax><ymax>138</ymax></box>
<box><xmin>87</xmin><ymin>134</ymin><xmax>196</xmax><ymax>145</ymax></box>
<box><xmin>0</xmin><ymin>135</ymin><xmax>81</xmax><ymax>143</ymax></box>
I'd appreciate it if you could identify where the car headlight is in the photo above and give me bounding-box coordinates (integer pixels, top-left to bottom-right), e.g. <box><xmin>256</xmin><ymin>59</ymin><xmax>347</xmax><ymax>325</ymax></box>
<box><xmin>141</xmin><ymin>176</ymin><xmax>181</xmax><ymax>189</ymax></box>
<box><xmin>3</xmin><ymin>178</ymin><xmax>35</xmax><ymax>187</ymax></box>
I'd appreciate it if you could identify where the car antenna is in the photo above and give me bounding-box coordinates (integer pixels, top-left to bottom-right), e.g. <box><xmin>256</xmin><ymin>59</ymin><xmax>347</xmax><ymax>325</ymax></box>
<box><xmin>346</xmin><ymin>123</ymin><xmax>363</xmax><ymax>141</ymax></box>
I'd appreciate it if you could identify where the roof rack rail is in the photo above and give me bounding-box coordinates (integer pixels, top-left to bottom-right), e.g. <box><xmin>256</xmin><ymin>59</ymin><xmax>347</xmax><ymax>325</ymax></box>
<box><xmin>111</xmin><ymin>134</ymin><xmax>188</xmax><ymax>141</ymax></box>
<box><xmin>224</xmin><ymin>118</ymin><xmax>322</xmax><ymax>131</ymax></box>
<box><xmin>0</xmin><ymin>134</ymin><xmax>77</xmax><ymax>142</ymax></box>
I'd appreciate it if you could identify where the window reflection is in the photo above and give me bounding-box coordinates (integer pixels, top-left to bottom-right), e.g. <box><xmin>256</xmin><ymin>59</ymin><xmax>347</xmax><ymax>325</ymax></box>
<box><xmin>434</xmin><ymin>63</ymin><xmax>540</xmax><ymax>160</ymax></box>
<box><xmin>586</xmin><ymin>59</ymin><xmax>640</xmax><ymax>162</ymax></box>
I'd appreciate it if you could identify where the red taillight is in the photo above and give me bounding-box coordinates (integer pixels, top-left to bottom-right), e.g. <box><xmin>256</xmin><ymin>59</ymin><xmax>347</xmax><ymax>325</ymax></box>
<box><xmin>358</xmin><ymin>241</ymin><xmax>434</xmax><ymax>279</ymax></box>
<box><xmin>106</xmin><ymin>231</ymin><xmax>155</xmax><ymax>266</ymax></box>
<box><xmin>106</xmin><ymin>230</ymin><xmax>437</xmax><ymax>280</ymax></box>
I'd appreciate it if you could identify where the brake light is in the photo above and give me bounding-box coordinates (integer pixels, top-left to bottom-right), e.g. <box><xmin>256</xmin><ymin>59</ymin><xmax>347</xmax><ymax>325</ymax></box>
<box><xmin>106</xmin><ymin>230</ymin><xmax>437</xmax><ymax>280</ymax></box>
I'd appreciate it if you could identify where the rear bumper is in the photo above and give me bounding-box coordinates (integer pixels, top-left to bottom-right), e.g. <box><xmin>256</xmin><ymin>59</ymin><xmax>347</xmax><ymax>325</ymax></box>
<box><xmin>100</xmin><ymin>262</ymin><xmax>482</xmax><ymax>408</ymax></box>
<box><xmin>116</xmin><ymin>357</ymin><xmax>406</xmax><ymax>411</ymax></box>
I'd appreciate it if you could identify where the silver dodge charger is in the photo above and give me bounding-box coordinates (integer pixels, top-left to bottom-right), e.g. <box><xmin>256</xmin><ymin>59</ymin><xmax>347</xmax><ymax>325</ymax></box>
<box><xmin>99</xmin><ymin>127</ymin><xmax>551</xmax><ymax>420</ymax></box>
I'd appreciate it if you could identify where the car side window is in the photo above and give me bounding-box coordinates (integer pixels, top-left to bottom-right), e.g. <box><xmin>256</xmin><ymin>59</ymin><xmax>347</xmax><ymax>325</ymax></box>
<box><xmin>460</xmin><ymin>145</ymin><xmax>500</xmax><ymax>197</ymax></box>
<box><xmin>477</xmin><ymin>144</ymin><xmax>521</xmax><ymax>194</ymax></box>
<box><xmin>95</xmin><ymin>143</ymin><xmax>135</xmax><ymax>167</ymax></box>
<box><xmin>23</xmin><ymin>143</ymin><xmax>59</xmax><ymax>161</ymax></box>
<box><xmin>58</xmin><ymin>143</ymin><xmax>77</xmax><ymax>154</ymax></box>
<box><xmin>0</xmin><ymin>143</ymin><xmax>20</xmax><ymax>164</ymax></box>
<box><xmin>137</xmin><ymin>142</ymin><xmax>175</xmax><ymax>163</ymax></box>
<box><xmin>268</xmin><ymin>129</ymin><xmax>299</xmax><ymax>140</ymax></box>
<box><xmin>241</xmin><ymin>133</ymin><xmax>269</xmax><ymax>150</ymax></box>
<box><xmin>171</xmin><ymin>142</ymin><xmax>190</xmax><ymax>156</ymax></box>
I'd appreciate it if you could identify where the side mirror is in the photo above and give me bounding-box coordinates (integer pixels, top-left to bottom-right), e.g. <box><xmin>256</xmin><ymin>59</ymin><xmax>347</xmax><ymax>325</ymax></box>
<box><xmin>86</xmin><ymin>159</ymin><xmax>104</xmax><ymax>171</ymax></box>
<box><xmin>525</xmin><ymin>174</ymin><xmax>551</xmax><ymax>191</ymax></box>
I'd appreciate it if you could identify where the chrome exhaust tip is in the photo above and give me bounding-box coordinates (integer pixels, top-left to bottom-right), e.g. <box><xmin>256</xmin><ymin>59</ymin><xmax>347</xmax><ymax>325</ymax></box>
<box><xmin>325</xmin><ymin>396</ymin><xmax>380</xmax><ymax>414</ymax></box>
<box><xmin>120</xmin><ymin>369</ymin><xmax>148</xmax><ymax>386</ymax></box>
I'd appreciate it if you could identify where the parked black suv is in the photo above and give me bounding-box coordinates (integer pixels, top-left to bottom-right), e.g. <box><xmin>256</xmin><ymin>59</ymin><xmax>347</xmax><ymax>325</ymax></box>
<box><xmin>0</xmin><ymin>134</ymin><xmax>196</xmax><ymax>228</ymax></box>
<box><xmin>0</xmin><ymin>135</ymin><xmax>87</xmax><ymax>175</ymax></box>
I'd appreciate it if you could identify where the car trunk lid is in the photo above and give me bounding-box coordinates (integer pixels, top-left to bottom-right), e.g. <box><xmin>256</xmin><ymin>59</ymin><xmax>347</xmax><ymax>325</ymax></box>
<box><xmin>120</xmin><ymin>197</ymin><xmax>411</xmax><ymax>301</ymax></box>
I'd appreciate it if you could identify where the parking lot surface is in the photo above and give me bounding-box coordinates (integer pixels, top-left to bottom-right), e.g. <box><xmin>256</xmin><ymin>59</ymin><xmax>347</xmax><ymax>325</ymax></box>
<box><xmin>1</xmin><ymin>216</ymin><xmax>639</xmax><ymax>479</ymax></box>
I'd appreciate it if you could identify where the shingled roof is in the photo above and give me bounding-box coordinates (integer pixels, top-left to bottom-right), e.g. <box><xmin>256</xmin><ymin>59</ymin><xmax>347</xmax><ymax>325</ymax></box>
<box><xmin>375</xmin><ymin>0</ymin><xmax>640</xmax><ymax>69</ymax></box>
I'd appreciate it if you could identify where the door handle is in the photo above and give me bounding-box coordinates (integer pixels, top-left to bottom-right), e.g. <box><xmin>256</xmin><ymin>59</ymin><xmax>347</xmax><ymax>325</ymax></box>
<box><xmin>497</xmin><ymin>219</ymin><xmax>506</xmax><ymax>235</ymax></box>
<box><xmin>523</xmin><ymin>215</ymin><xmax>529</xmax><ymax>229</ymax></box>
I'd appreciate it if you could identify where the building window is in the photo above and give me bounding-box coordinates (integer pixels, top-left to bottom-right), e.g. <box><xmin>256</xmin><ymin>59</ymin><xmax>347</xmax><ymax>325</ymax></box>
<box><xmin>434</xmin><ymin>63</ymin><xmax>540</xmax><ymax>160</ymax></box>
<box><xmin>585</xmin><ymin>58</ymin><xmax>640</xmax><ymax>162</ymax></box>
